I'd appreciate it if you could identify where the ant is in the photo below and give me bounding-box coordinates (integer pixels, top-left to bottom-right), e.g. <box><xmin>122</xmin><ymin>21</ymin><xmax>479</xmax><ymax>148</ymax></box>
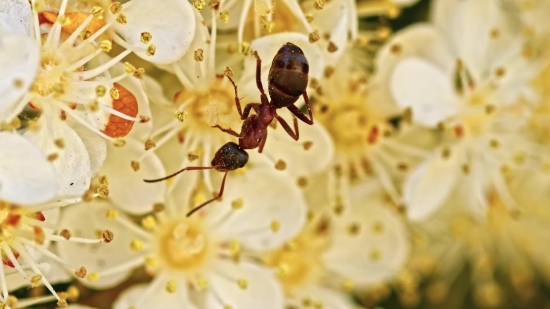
<box><xmin>144</xmin><ymin>42</ymin><xmax>313</xmax><ymax>217</ymax></box>
<box><xmin>213</xmin><ymin>42</ymin><xmax>314</xmax><ymax>152</ymax></box>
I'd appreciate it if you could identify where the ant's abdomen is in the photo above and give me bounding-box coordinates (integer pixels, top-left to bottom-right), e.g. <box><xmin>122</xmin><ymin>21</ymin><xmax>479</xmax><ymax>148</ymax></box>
<box><xmin>268</xmin><ymin>43</ymin><xmax>309</xmax><ymax>108</ymax></box>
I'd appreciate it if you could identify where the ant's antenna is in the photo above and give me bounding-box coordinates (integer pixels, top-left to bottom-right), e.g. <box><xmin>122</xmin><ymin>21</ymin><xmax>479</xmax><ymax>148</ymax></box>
<box><xmin>143</xmin><ymin>166</ymin><xmax>217</xmax><ymax>183</ymax></box>
<box><xmin>185</xmin><ymin>171</ymin><xmax>229</xmax><ymax>217</ymax></box>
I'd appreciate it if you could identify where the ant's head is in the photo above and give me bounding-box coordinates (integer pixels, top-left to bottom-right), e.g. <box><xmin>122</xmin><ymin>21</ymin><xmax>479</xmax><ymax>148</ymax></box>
<box><xmin>211</xmin><ymin>142</ymin><xmax>249</xmax><ymax>172</ymax></box>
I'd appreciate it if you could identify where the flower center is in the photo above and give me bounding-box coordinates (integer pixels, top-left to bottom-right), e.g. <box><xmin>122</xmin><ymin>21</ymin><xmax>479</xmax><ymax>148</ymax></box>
<box><xmin>175</xmin><ymin>80</ymin><xmax>240</xmax><ymax>130</ymax></box>
<box><xmin>264</xmin><ymin>230</ymin><xmax>328</xmax><ymax>293</ymax></box>
<box><xmin>155</xmin><ymin>219</ymin><xmax>212</xmax><ymax>272</ymax></box>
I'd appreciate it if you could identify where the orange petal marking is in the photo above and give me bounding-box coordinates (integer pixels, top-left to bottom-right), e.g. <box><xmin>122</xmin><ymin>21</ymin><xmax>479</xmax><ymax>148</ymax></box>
<box><xmin>102</xmin><ymin>83</ymin><xmax>138</xmax><ymax>138</ymax></box>
<box><xmin>42</xmin><ymin>11</ymin><xmax>106</xmax><ymax>35</ymax></box>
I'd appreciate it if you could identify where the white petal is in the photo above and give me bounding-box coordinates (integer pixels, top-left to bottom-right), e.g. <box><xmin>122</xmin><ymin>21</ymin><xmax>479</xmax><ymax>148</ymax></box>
<box><xmin>0</xmin><ymin>132</ymin><xmax>56</xmax><ymax>204</ymax></box>
<box><xmin>67</xmin><ymin>120</ymin><xmax>107</xmax><ymax>176</ymax></box>
<box><xmin>101</xmin><ymin>138</ymin><xmax>165</xmax><ymax>214</ymax></box>
<box><xmin>0</xmin><ymin>34</ymin><xmax>39</xmax><ymax>122</ymax></box>
<box><xmin>0</xmin><ymin>0</ymin><xmax>31</xmax><ymax>35</ymax></box>
<box><xmin>204</xmin><ymin>168</ymin><xmax>307</xmax><ymax>251</ymax></box>
<box><xmin>24</xmin><ymin>118</ymin><xmax>91</xmax><ymax>197</ymax></box>
<box><xmin>114</xmin><ymin>279</ymin><xmax>196</xmax><ymax>309</ymax></box>
<box><xmin>403</xmin><ymin>149</ymin><xmax>461</xmax><ymax>221</ymax></box>
<box><xmin>390</xmin><ymin>57</ymin><xmax>460</xmax><ymax>127</ymax></box>
<box><xmin>240</xmin><ymin>32</ymin><xmax>325</xmax><ymax>100</ymax></box>
<box><xmin>200</xmin><ymin>260</ymin><xmax>284</xmax><ymax>309</ymax></box>
<box><xmin>310</xmin><ymin>0</ymin><xmax>349</xmax><ymax>65</ymax></box>
<box><xmin>56</xmin><ymin>200</ymin><xmax>142</xmax><ymax>289</ymax></box>
<box><xmin>114</xmin><ymin>0</ymin><xmax>196</xmax><ymax>64</ymax></box>
<box><xmin>393</xmin><ymin>0</ymin><xmax>420</xmax><ymax>6</ymax></box>
<box><xmin>260</xmin><ymin>109</ymin><xmax>334</xmax><ymax>177</ymax></box>
<box><xmin>324</xmin><ymin>197</ymin><xmax>410</xmax><ymax>286</ymax></box>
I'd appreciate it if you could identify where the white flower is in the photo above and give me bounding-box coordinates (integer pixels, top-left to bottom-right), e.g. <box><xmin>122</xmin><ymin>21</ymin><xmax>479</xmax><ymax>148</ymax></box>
<box><xmin>56</xmin><ymin>167</ymin><xmax>307</xmax><ymax>309</ymax></box>
<box><xmin>377</xmin><ymin>0</ymin><xmax>543</xmax><ymax>220</ymax></box>
<box><xmin>402</xmin><ymin>171</ymin><xmax>550</xmax><ymax>308</ymax></box>
<box><xmin>264</xmin><ymin>187</ymin><xmax>409</xmax><ymax>309</ymax></box>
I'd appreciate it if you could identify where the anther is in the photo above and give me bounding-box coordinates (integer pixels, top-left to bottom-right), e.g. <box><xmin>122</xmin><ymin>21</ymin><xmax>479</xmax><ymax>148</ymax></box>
<box><xmin>102</xmin><ymin>230</ymin><xmax>114</xmax><ymax>243</ymax></box>
<box><xmin>145</xmin><ymin>139</ymin><xmax>156</xmax><ymax>151</ymax></box>
<box><xmin>223</xmin><ymin>67</ymin><xmax>234</xmax><ymax>77</ymax></box>
<box><xmin>314</xmin><ymin>0</ymin><xmax>325</xmax><ymax>10</ymax></box>
<box><xmin>309</xmin><ymin>30</ymin><xmax>320</xmax><ymax>43</ymax></box>
<box><xmin>47</xmin><ymin>153</ymin><xmax>59</xmax><ymax>162</ymax></box>
<box><xmin>141</xmin><ymin>215</ymin><xmax>156</xmax><ymax>230</ymax></box>
<box><xmin>110</xmin><ymin>2</ymin><xmax>123</xmax><ymax>14</ymax></box>
<box><xmin>87</xmin><ymin>272</ymin><xmax>100</xmax><ymax>282</ymax></box>
<box><xmin>146</xmin><ymin>44</ymin><xmax>156</xmax><ymax>56</ymax></box>
<box><xmin>31</xmin><ymin>274</ymin><xmax>42</xmax><ymax>287</ymax></box>
<box><xmin>194</xmin><ymin>49</ymin><xmax>204</xmax><ymax>61</ymax></box>
<box><xmin>99</xmin><ymin>40</ymin><xmax>112</xmax><ymax>52</ymax></box>
<box><xmin>95</xmin><ymin>85</ymin><xmax>106</xmax><ymax>97</ymax></box>
<box><xmin>237</xmin><ymin>278</ymin><xmax>248</xmax><ymax>290</ymax></box>
<box><xmin>166</xmin><ymin>280</ymin><xmax>177</xmax><ymax>293</ymax></box>
<box><xmin>115</xmin><ymin>13</ymin><xmax>127</xmax><ymax>24</ymax></box>
<box><xmin>219</xmin><ymin>10</ymin><xmax>230</xmax><ymax>23</ymax></box>
<box><xmin>74</xmin><ymin>266</ymin><xmax>87</xmax><ymax>278</ymax></box>
<box><xmin>141</xmin><ymin>32</ymin><xmax>152</xmax><ymax>44</ymax></box>
<box><xmin>130</xmin><ymin>239</ymin><xmax>144</xmax><ymax>251</ymax></box>
<box><xmin>139</xmin><ymin>115</ymin><xmax>150</xmax><ymax>123</ymax></box>
<box><xmin>131</xmin><ymin>161</ymin><xmax>140</xmax><ymax>171</ymax></box>
<box><xmin>109</xmin><ymin>87</ymin><xmax>120</xmax><ymax>99</ymax></box>
<box><xmin>97</xmin><ymin>184</ymin><xmax>109</xmax><ymax>198</ymax></box>
<box><xmin>194</xmin><ymin>0</ymin><xmax>206</xmax><ymax>10</ymax></box>
<box><xmin>270</xmin><ymin>220</ymin><xmax>281</xmax><ymax>232</ymax></box>
<box><xmin>275</xmin><ymin>160</ymin><xmax>287</xmax><ymax>170</ymax></box>
<box><xmin>60</xmin><ymin>229</ymin><xmax>72</xmax><ymax>239</ymax></box>
<box><xmin>91</xmin><ymin>6</ymin><xmax>104</xmax><ymax>19</ymax></box>
<box><xmin>231</xmin><ymin>198</ymin><xmax>244</xmax><ymax>210</ymax></box>
<box><xmin>303</xmin><ymin>141</ymin><xmax>313</xmax><ymax>150</ymax></box>
<box><xmin>124</xmin><ymin>62</ymin><xmax>137</xmax><ymax>74</ymax></box>
<box><xmin>327</xmin><ymin>41</ymin><xmax>338</xmax><ymax>53</ymax></box>
<box><xmin>175</xmin><ymin>111</ymin><xmax>188</xmax><ymax>122</ymax></box>
<box><xmin>54</xmin><ymin>138</ymin><xmax>66</xmax><ymax>148</ymax></box>
<box><xmin>114</xmin><ymin>139</ymin><xmax>126</xmax><ymax>147</ymax></box>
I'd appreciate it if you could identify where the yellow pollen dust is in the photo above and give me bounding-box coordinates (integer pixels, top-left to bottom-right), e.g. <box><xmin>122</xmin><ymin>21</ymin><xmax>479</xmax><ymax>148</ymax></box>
<box><xmin>156</xmin><ymin>220</ymin><xmax>211</xmax><ymax>272</ymax></box>
<box><xmin>166</xmin><ymin>279</ymin><xmax>177</xmax><ymax>293</ymax></box>
<box><xmin>130</xmin><ymin>239</ymin><xmax>144</xmax><ymax>251</ymax></box>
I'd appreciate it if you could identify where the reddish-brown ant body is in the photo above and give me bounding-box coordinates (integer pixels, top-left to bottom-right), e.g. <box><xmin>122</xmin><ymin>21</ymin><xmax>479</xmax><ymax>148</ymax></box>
<box><xmin>144</xmin><ymin>42</ymin><xmax>313</xmax><ymax>217</ymax></box>
<box><xmin>214</xmin><ymin>42</ymin><xmax>314</xmax><ymax>152</ymax></box>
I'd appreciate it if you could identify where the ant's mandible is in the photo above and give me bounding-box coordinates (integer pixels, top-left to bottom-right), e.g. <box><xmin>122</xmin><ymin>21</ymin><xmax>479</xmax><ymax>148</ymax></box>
<box><xmin>213</xmin><ymin>42</ymin><xmax>314</xmax><ymax>153</ymax></box>
<box><xmin>143</xmin><ymin>43</ymin><xmax>314</xmax><ymax>217</ymax></box>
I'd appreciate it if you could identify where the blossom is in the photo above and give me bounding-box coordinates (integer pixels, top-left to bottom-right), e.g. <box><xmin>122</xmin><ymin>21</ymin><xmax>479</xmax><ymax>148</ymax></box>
<box><xmin>377</xmin><ymin>0</ymin><xmax>544</xmax><ymax>220</ymax></box>
<box><xmin>399</xmin><ymin>171</ymin><xmax>550</xmax><ymax>308</ymax></box>
<box><xmin>263</xmin><ymin>186</ymin><xmax>409</xmax><ymax>308</ymax></box>
<box><xmin>56</xmin><ymin>167</ymin><xmax>307</xmax><ymax>309</ymax></box>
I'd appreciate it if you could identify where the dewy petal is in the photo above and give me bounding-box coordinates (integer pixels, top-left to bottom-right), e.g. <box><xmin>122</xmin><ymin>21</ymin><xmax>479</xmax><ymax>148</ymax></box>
<box><xmin>100</xmin><ymin>138</ymin><xmax>165</xmax><ymax>214</ymax></box>
<box><xmin>261</xmin><ymin>109</ymin><xmax>334</xmax><ymax>177</ymax></box>
<box><xmin>56</xmin><ymin>200</ymin><xmax>142</xmax><ymax>289</ymax></box>
<box><xmin>390</xmin><ymin>57</ymin><xmax>460</xmax><ymax>127</ymax></box>
<box><xmin>324</xmin><ymin>197</ymin><xmax>410</xmax><ymax>286</ymax></box>
<box><xmin>114</xmin><ymin>279</ymin><xmax>197</xmax><ymax>309</ymax></box>
<box><xmin>403</xmin><ymin>149</ymin><xmax>461</xmax><ymax>221</ymax></box>
<box><xmin>24</xmin><ymin>118</ymin><xmax>91</xmax><ymax>197</ymax></box>
<box><xmin>205</xmin><ymin>168</ymin><xmax>307</xmax><ymax>251</ymax></box>
<box><xmin>240</xmin><ymin>32</ymin><xmax>325</xmax><ymax>100</ymax></box>
<box><xmin>113</xmin><ymin>0</ymin><xmax>196</xmax><ymax>64</ymax></box>
<box><xmin>201</xmin><ymin>260</ymin><xmax>284</xmax><ymax>309</ymax></box>
<box><xmin>0</xmin><ymin>0</ymin><xmax>31</xmax><ymax>35</ymax></box>
<box><xmin>0</xmin><ymin>34</ymin><xmax>39</xmax><ymax>123</ymax></box>
<box><xmin>0</xmin><ymin>132</ymin><xmax>56</xmax><ymax>204</ymax></box>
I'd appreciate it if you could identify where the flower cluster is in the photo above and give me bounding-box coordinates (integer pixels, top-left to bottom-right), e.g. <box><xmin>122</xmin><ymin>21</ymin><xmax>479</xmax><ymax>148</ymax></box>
<box><xmin>1</xmin><ymin>0</ymin><xmax>549</xmax><ymax>308</ymax></box>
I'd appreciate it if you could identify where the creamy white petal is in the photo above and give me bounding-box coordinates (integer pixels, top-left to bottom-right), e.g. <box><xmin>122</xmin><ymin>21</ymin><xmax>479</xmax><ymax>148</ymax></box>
<box><xmin>114</xmin><ymin>0</ymin><xmax>196</xmax><ymax>64</ymax></box>
<box><xmin>310</xmin><ymin>0</ymin><xmax>350</xmax><ymax>65</ymax></box>
<box><xmin>200</xmin><ymin>260</ymin><xmax>284</xmax><ymax>309</ymax></box>
<box><xmin>0</xmin><ymin>34</ymin><xmax>39</xmax><ymax>122</ymax></box>
<box><xmin>205</xmin><ymin>168</ymin><xmax>307</xmax><ymax>251</ymax></box>
<box><xmin>24</xmin><ymin>118</ymin><xmax>91</xmax><ymax>197</ymax></box>
<box><xmin>403</xmin><ymin>149</ymin><xmax>461</xmax><ymax>221</ymax></box>
<box><xmin>261</xmin><ymin>109</ymin><xmax>334</xmax><ymax>177</ymax></box>
<box><xmin>67</xmin><ymin>120</ymin><xmax>107</xmax><ymax>176</ymax></box>
<box><xmin>324</xmin><ymin>198</ymin><xmax>410</xmax><ymax>286</ymax></box>
<box><xmin>56</xmin><ymin>200</ymin><xmax>143</xmax><ymax>289</ymax></box>
<box><xmin>300</xmin><ymin>286</ymin><xmax>357</xmax><ymax>309</ymax></box>
<box><xmin>0</xmin><ymin>0</ymin><xmax>31</xmax><ymax>35</ymax></box>
<box><xmin>0</xmin><ymin>132</ymin><xmax>56</xmax><ymax>204</ymax></box>
<box><xmin>100</xmin><ymin>138</ymin><xmax>165</xmax><ymax>214</ymax></box>
<box><xmin>114</xmin><ymin>278</ymin><xmax>196</xmax><ymax>309</ymax></box>
<box><xmin>390</xmin><ymin>57</ymin><xmax>460</xmax><ymax>127</ymax></box>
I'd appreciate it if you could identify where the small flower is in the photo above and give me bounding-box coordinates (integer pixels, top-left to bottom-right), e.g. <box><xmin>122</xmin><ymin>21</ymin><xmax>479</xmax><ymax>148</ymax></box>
<box><xmin>56</xmin><ymin>168</ymin><xmax>307</xmax><ymax>309</ymax></box>
<box><xmin>264</xmin><ymin>188</ymin><xmax>410</xmax><ymax>308</ymax></box>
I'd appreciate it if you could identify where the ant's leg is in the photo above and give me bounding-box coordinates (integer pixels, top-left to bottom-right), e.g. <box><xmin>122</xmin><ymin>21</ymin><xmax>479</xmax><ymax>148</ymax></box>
<box><xmin>225</xmin><ymin>74</ymin><xmax>244</xmax><ymax>117</ymax></box>
<box><xmin>287</xmin><ymin>92</ymin><xmax>314</xmax><ymax>125</ymax></box>
<box><xmin>275</xmin><ymin>114</ymin><xmax>300</xmax><ymax>141</ymax></box>
<box><xmin>241</xmin><ymin>103</ymin><xmax>261</xmax><ymax>120</ymax></box>
<box><xmin>186</xmin><ymin>171</ymin><xmax>229</xmax><ymax>217</ymax></box>
<box><xmin>258</xmin><ymin>130</ymin><xmax>268</xmax><ymax>153</ymax></box>
<box><xmin>144</xmin><ymin>166</ymin><xmax>216</xmax><ymax>183</ymax></box>
<box><xmin>253</xmin><ymin>51</ymin><xmax>270</xmax><ymax>105</ymax></box>
<box><xmin>212</xmin><ymin>125</ymin><xmax>241</xmax><ymax>138</ymax></box>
